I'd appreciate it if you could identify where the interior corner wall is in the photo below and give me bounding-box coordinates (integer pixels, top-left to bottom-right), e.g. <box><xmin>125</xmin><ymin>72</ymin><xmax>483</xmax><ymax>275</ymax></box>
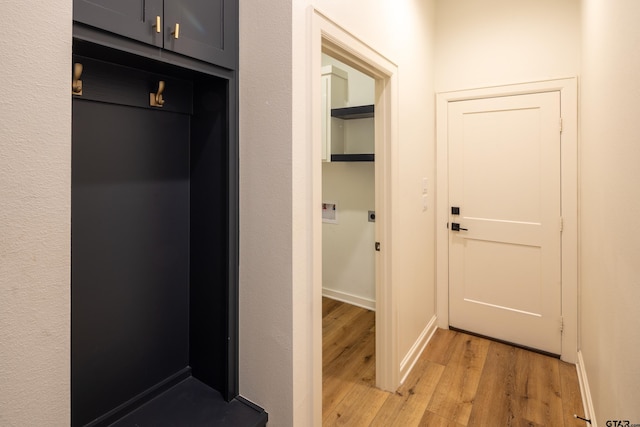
<box><xmin>435</xmin><ymin>0</ymin><xmax>581</xmax><ymax>92</ymax></box>
<box><xmin>0</xmin><ymin>1</ymin><xmax>72</xmax><ymax>426</ymax></box>
<box><xmin>580</xmin><ymin>0</ymin><xmax>640</xmax><ymax>423</ymax></box>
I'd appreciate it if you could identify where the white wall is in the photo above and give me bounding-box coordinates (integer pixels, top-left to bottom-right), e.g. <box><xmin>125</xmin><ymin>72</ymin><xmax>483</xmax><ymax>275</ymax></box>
<box><xmin>0</xmin><ymin>2</ymin><xmax>72</xmax><ymax>426</ymax></box>
<box><xmin>435</xmin><ymin>0</ymin><xmax>581</xmax><ymax>91</ymax></box>
<box><xmin>242</xmin><ymin>0</ymin><xmax>437</xmax><ymax>424</ymax></box>
<box><xmin>322</xmin><ymin>162</ymin><xmax>376</xmax><ymax>307</ymax></box>
<box><xmin>580</xmin><ymin>0</ymin><xmax>640</xmax><ymax>423</ymax></box>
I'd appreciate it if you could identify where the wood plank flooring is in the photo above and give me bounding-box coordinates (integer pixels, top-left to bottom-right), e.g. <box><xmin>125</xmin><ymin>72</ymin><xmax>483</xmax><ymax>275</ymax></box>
<box><xmin>322</xmin><ymin>298</ymin><xmax>586</xmax><ymax>427</ymax></box>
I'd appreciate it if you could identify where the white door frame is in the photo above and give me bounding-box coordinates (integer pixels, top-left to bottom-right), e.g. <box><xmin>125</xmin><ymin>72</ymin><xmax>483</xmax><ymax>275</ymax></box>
<box><xmin>311</xmin><ymin>8</ymin><xmax>400</xmax><ymax>395</ymax></box>
<box><xmin>435</xmin><ymin>78</ymin><xmax>578</xmax><ymax>363</ymax></box>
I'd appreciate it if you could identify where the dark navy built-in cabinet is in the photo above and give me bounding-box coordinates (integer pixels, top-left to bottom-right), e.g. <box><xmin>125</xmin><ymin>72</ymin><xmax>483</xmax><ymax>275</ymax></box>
<box><xmin>74</xmin><ymin>0</ymin><xmax>237</xmax><ymax>68</ymax></box>
<box><xmin>72</xmin><ymin>1</ymin><xmax>266</xmax><ymax>426</ymax></box>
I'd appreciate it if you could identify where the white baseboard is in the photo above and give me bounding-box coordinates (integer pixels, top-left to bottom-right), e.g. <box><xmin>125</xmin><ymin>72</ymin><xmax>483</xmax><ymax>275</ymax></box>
<box><xmin>576</xmin><ymin>350</ymin><xmax>598</xmax><ymax>427</ymax></box>
<box><xmin>399</xmin><ymin>315</ymin><xmax>438</xmax><ymax>385</ymax></box>
<box><xmin>322</xmin><ymin>288</ymin><xmax>376</xmax><ymax>311</ymax></box>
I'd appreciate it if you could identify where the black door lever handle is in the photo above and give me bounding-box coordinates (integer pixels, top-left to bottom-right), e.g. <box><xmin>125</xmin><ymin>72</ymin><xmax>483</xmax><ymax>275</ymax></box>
<box><xmin>451</xmin><ymin>222</ymin><xmax>468</xmax><ymax>231</ymax></box>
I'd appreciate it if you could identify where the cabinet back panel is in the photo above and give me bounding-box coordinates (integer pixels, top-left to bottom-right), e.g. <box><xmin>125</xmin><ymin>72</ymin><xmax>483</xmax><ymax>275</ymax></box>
<box><xmin>72</xmin><ymin>99</ymin><xmax>190</xmax><ymax>426</ymax></box>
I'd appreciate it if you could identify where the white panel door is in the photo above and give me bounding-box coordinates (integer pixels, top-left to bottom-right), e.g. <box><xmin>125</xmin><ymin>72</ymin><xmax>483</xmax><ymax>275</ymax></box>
<box><xmin>448</xmin><ymin>91</ymin><xmax>562</xmax><ymax>355</ymax></box>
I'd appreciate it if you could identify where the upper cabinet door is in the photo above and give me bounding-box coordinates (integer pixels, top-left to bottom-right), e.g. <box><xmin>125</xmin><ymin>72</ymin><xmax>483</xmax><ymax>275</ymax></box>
<box><xmin>74</xmin><ymin>0</ymin><xmax>164</xmax><ymax>47</ymax></box>
<box><xmin>164</xmin><ymin>0</ymin><xmax>237</xmax><ymax>69</ymax></box>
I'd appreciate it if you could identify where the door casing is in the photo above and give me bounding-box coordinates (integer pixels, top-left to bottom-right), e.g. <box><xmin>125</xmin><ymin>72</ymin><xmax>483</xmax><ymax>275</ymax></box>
<box><xmin>436</xmin><ymin>78</ymin><xmax>578</xmax><ymax>363</ymax></box>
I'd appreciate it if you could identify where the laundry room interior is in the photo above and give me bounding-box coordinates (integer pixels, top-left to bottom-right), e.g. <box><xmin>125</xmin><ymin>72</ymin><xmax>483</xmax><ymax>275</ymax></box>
<box><xmin>322</xmin><ymin>53</ymin><xmax>377</xmax><ymax>310</ymax></box>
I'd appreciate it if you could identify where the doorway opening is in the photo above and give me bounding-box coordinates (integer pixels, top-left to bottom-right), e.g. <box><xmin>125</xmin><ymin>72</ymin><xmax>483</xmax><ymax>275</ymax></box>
<box><xmin>321</xmin><ymin>52</ymin><xmax>377</xmax><ymax>418</ymax></box>
<box><xmin>312</xmin><ymin>11</ymin><xmax>400</xmax><ymax>412</ymax></box>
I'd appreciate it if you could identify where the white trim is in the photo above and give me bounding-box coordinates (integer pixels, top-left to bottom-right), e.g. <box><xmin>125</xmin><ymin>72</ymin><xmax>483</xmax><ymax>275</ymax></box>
<box><xmin>312</xmin><ymin>7</ymin><xmax>400</xmax><ymax>398</ymax></box>
<box><xmin>436</xmin><ymin>78</ymin><xmax>579</xmax><ymax>363</ymax></box>
<box><xmin>322</xmin><ymin>288</ymin><xmax>376</xmax><ymax>311</ymax></box>
<box><xmin>399</xmin><ymin>315</ymin><xmax>438</xmax><ymax>385</ymax></box>
<box><xmin>576</xmin><ymin>350</ymin><xmax>598</xmax><ymax>427</ymax></box>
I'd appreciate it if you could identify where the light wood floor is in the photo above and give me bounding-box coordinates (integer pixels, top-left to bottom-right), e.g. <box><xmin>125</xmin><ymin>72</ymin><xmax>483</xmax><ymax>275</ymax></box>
<box><xmin>322</xmin><ymin>298</ymin><xmax>586</xmax><ymax>426</ymax></box>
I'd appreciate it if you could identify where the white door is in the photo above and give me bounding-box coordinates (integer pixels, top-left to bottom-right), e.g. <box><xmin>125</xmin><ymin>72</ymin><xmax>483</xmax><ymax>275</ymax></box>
<box><xmin>448</xmin><ymin>91</ymin><xmax>562</xmax><ymax>355</ymax></box>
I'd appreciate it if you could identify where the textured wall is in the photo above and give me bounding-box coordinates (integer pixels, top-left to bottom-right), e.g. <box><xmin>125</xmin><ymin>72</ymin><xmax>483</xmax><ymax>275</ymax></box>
<box><xmin>238</xmin><ymin>0</ymin><xmax>294</xmax><ymax>425</ymax></box>
<box><xmin>580</xmin><ymin>0</ymin><xmax>640</xmax><ymax>423</ymax></box>
<box><xmin>0</xmin><ymin>1</ymin><xmax>72</xmax><ymax>426</ymax></box>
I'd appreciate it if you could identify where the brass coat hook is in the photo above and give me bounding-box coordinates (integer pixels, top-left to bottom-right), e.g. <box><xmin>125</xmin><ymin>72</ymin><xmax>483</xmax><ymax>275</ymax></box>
<box><xmin>72</xmin><ymin>63</ymin><xmax>83</xmax><ymax>95</ymax></box>
<box><xmin>150</xmin><ymin>80</ymin><xmax>165</xmax><ymax>107</ymax></box>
